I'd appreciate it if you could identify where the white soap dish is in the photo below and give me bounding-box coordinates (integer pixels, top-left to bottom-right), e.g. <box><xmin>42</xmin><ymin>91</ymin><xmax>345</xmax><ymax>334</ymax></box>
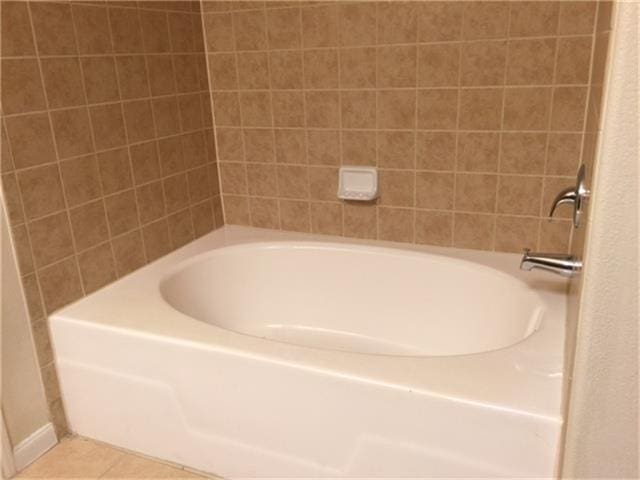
<box><xmin>337</xmin><ymin>166</ymin><xmax>378</xmax><ymax>201</ymax></box>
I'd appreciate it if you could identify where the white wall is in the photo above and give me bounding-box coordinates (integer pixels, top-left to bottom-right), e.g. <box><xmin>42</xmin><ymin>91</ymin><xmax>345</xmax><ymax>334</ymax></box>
<box><xmin>561</xmin><ymin>2</ymin><xmax>639</xmax><ymax>477</ymax></box>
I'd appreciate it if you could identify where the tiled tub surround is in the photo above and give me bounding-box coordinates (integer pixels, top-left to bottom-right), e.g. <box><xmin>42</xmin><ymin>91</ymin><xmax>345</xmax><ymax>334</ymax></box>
<box><xmin>1</xmin><ymin>0</ymin><xmax>222</xmax><ymax>435</ymax></box>
<box><xmin>203</xmin><ymin>0</ymin><xmax>602</xmax><ymax>252</ymax></box>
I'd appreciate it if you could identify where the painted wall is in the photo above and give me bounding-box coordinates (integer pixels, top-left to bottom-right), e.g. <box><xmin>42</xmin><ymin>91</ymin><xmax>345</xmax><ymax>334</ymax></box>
<box><xmin>1</xmin><ymin>200</ymin><xmax>49</xmax><ymax>447</ymax></box>
<box><xmin>561</xmin><ymin>1</ymin><xmax>639</xmax><ymax>476</ymax></box>
<box><xmin>203</xmin><ymin>0</ymin><xmax>602</xmax><ymax>253</ymax></box>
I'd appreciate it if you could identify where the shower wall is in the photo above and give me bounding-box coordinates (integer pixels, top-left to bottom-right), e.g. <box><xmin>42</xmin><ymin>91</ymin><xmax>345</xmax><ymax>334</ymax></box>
<box><xmin>202</xmin><ymin>1</ymin><xmax>601</xmax><ymax>252</ymax></box>
<box><xmin>1</xmin><ymin>0</ymin><xmax>221</xmax><ymax>436</ymax></box>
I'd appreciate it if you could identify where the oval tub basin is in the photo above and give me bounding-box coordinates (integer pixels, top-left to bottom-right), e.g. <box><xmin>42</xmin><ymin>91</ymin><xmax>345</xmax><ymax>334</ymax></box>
<box><xmin>160</xmin><ymin>242</ymin><xmax>544</xmax><ymax>356</ymax></box>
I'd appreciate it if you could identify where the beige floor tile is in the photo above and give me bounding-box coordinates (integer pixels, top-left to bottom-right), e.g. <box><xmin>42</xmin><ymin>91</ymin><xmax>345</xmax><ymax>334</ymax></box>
<box><xmin>17</xmin><ymin>437</ymin><xmax>125</xmax><ymax>478</ymax></box>
<box><xmin>101</xmin><ymin>454</ymin><xmax>204</xmax><ymax>479</ymax></box>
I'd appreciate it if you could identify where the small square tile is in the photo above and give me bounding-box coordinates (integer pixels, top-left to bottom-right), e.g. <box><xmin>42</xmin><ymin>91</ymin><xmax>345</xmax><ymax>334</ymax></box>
<box><xmin>341</xmin><ymin>131</ymin><xmax>376</xmax><ymax>166</ymax></box>
<box><xmin>417</xmin><ymin>2</ymin><xmax>464</xmax><ymax>42</ymax></box>
<box><xmin>503</xmin><ymin>87</ymin><xmax>552</xmax><ymax>131</ymax></box>
<box><xmin>455</xmin><ymin>173</ymin><xmax>497</xmax><ymax>213</ymax></box>
<box><xmin>497</xmin><ymin>175</ymin><xmax>543</xmax><ymax>216</ymax></box>
<box><xmin>304</xmin><ymin>49</ymin><xmax>339</xmax><ymax>89</ymax></box>
<box><xmin>98</xmin><ymin>148</ymin><xmax>133</xmax><ymax>195</ymax></box>
<box><xmin>1</xmin><ymin>2</ymin><xmax>36</xmax><ymax>56</ymax></box>
<box><xmin>415</xmin><ymin>210</ymin><xmax>453</xmax><ymax>246</ymax></box>
<box><xmin>495</xmin><ymin>215</ymin><xmax>539</xmax><ymax>253</ymax></box>
<box><xmin>377</xmin><ymin>2</ymin><xmax>417</xmax><ymax>45</ymax></box>
<box><xmin>105</xmin><ymin>189</ymin><xmax>139</xmax><ymax>236</ymax></box>
<box><xmin>340</xmin><ymin>47</ymin><xmax>376</xmax><ymax>89</ymax></box>
<box><xmin>60</xmin><ymin>155</ymin><xmax>102</xmax><ymax>207</ymax></box>
<box><xmin>509</xmin><ymin>1</ymin><xmax>559</xmax><ymax>38</ymax></box>
<box><xmin>27</xmin><ymin>212</ymin><xmax>74</xmax><ymax>268</ymax></box>
<box><xmin>378</xmin><ymin>90</ymin><xmax>416</xmax><ymax>129</ymax></box>
<box><xmin>123</xmin><ymin>100</ymin><xmax>155</xmax><ymax>143</ymax></box>
<box><xmin>459</xmin><ymin>88</ymin><xmax>503</xmax><ymax>130</ymax></box>
<box><xmin>417</xmin><ymin>44</ymin><xmax>460</xmax><ymax>88</ymax></box>
<box><xmin>249</xmin><ymin>197</ymin><xmax>279</xmax><ymax>229</ymax></box>
<box><xmin>90</xmin><ymin>104</ymin><xmax>127</xmax><ymax>150</ymax></box>
<box><xmin>112</xmin><ymin>229</ymin><xmax>146</xmax><ymax>276</ymax></box>
<box><xmin>266</xmin><ymin>7</ymin><xmax>301</xmax><ymax>49</ymax></box>
<box><xmin>237</xmin><ymin>52</ymin><xmax>270</xmax><ymax>90</ymax></box>
<box><xmin>115</xmin><ymin>56</ymin><xmax>150</xmax><ymax>100</ymax></box>
<box><xmin>240</xmin><ymin>91</ymin><xmax>272</xmax><ymax>127</ymax></box>
<box><xmin>460</xmin><ymin>40</ymin><xmax>506</xmax><ymax>86</ymax></box>
<box><xmin>31</xmin><ymin>2</ymin><xmax>77</xmax><ymax>55</ymax></box>
<box><xmin>37</xmin><ymin>258</ymin><xmax>83</xmax><ymax>313</ymax></box>
<box><xmin>377</xmin><ymin>46</ymin><xmax>417</xmax><ymax>88</ymax></box>
<box><xmin>40</xmin><ymin>57</ymin><xmax>85</xmax><ymax>109</ymax></box>
<box><xmin>69</xmin><ymin>200</ymin><xmax>109</xmax><ymax>251</ymax></box>
<box><xmin>77</xmin><ymin>242</ymin><xmax>117</xmax><ymax>294</ymax></box>
<box><xmin>301</xmin><ymin>5</ymin><xmax>338</xmax><ymax>48</ymax></box>
<box><xmin>506</xmin><ymin>39</ymin><xmax>556</xmax><ymax>86</ymax></box>
<box><xmin>17</xmin><ymin>164</ymin><xmax>65</xmax><ymax>220</ymax></box>
<box><xmin>416</xmin><ymin>132</ymin><xmax>456</xmax><ymax>171</ymax></box>
<box><xmin>1</xmin><ymin>59</ymin><xmax>46</xmax><ymax>115</ymax></box>
<box><xmin>140</xmin><ymin>9</ymin><xmax>171</xmax><ymax>53</ymax></box>
<box><xmin>82</xmin><ymin>56</ymin><xmax>120</xmax><ymax>104</ymax></box>
<box><xmin>279</xmin><ymin>199</ymin><xmax>310</xmax><ymax>232</ymax></box>
<box><xmin>307</xmin><ymin>130</ymin><xmax>339</xmax><ymax>166</ymax></box>
<box><xmin>73</xmin><ymin>4</ymin><xmax>112</xmax><ymax>54</ymax></box>
<box><xmin>244</xmin><ymin>129</ymin><xmax>275</xmax><ymax>163</ymax></box>
<box><xmin>417</xmin><ymin>89</ymin><xmax>458</xmax><ymax>130</ymax></box>
<box><xmin>50</xmin><ymin>108</ymin><xmax>94</xmax><ymax>160</ymax></box>
<box><xmin>5</xmin><ymin>113</ymin><xmax>56</xmax><ymax>169</ymax></box>
<box><xmin>379</xmin><ymin>170</ymin><xmax>414</xmax><ymax>207</ymax></box>
<box><xmin>377</xmin><ymin>131</ymin><xmax>415</xmax><ymax>170</ymax></box>
<box><xmin>416</xmin><ymin>171</ymin><xmax>454</xmax><ymax>210</ymax></box>
<box><xmin>378</xmin><ymin>207</ymin><xmax>414</xmax><ymax>243</ymax></box>
<box><xmin>500</xmin><ymin>133</ymin><xmax>547</xmax><ymax>174</ymax></box>
<box><xmin>339</xmin><ymin>2</ymin><xmax>375</xmax><ymax>47</ymax></box>
<box><xmin>343</xmin><ymin>202</ymin><xmax>376</xmax><ymax>239</ymax></box>
<box><xmin>462</xmin><ymin>1</ymin><xmax>509</xmax><ymax>40</ymax></box>
<box><xmin>453</xmin><ymin>213</ymin><xmax>495</xmax><ymax>250</ymax></box>
<box><xmin>271</xmin><ymin>91</ymin><xmax>305</xmax><ymax>127</ymax></box>
<box><xmin>234</xmin><ymin>9</ymin><xmax>267</xmax><ymax>50</ymax></box>
<box><xmin>269</xmin><ymin>51</ymin><xmax>303</xmax><ymax>89</ymax></box>
<box><xmin>109</xmin><ymin>7</ymin><xmax>144</xmax><ymax>53</ymax></box>
<box><xmin>457</xmin><ymin>132</ymin><xmax>500</xmax><ymax>173</ymax></box>
<box><xmin>275</xmin><ymin>130</ymin><xmax>306</xmax><ymax>164</ymax></box>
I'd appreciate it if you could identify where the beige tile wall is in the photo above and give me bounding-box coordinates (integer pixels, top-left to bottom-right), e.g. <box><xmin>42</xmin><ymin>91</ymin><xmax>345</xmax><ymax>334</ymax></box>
<box><xmin>1</xmin><ymin>0</ymin><xmax>222</xmax><ymax>436</ymax></box>
<box><xmin>202</xmin><ymin>0</ymin><xmax>603</xmax><ymax>252</ymax></box>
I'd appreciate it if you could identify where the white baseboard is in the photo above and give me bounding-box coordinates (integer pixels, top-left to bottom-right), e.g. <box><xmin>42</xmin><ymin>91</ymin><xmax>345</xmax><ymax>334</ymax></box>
<box><xmin>12</xmin><ymin>423</ymin><xmax>57</xmax><ymax>472</ymax></box>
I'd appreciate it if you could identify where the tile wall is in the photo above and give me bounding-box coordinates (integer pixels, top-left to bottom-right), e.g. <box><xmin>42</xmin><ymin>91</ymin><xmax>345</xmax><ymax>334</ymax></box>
<box><xmin>202</xmin><ymin>0</ymin><xmax>601</xmax><ymax>252</ymax></box>
<box><xmin>1</xmin><ymin>0</ymin><xmax>222</xmax><ymax>435</ymax></box>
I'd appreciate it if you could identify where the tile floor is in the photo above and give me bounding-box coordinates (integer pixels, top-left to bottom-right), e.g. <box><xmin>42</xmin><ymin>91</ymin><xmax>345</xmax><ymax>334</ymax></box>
<box><xmin>16</xmin><ymin>436</ymin><xmax>218</xmax><ymax>479</ymax></box>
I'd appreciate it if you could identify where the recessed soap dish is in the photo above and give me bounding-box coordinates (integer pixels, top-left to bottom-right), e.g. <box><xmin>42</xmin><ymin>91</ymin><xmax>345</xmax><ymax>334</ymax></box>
<box><xmin>337</xmin><ymin>166</ymin><xmax>378</xmax><ymax>201</ymax></box>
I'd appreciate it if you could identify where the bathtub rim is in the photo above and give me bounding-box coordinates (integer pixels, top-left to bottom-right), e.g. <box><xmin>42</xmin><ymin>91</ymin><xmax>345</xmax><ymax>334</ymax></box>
<box><xmin>49</xmin><ymin>225</ymin><xmax>567</xmax><ymax>422</ymax></box>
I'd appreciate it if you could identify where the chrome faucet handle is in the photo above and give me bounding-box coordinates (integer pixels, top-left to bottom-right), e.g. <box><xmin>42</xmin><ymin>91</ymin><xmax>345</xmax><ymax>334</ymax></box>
<box><xmin>548</xmin><ymin>164</ymin><xmax>591</xmax><ymax>227</ymax></box>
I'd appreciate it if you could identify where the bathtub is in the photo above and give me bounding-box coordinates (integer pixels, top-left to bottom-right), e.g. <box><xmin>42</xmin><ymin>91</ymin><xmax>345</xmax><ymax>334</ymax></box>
<box><xmin>49</xmin><ymin>225</ymin><xmax>567</xmax><ymax>479</ymax></box>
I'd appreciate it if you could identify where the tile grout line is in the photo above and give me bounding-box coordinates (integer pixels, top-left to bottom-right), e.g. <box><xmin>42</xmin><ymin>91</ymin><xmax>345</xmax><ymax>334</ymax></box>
<box><xmin>69</xmin><ymin>2</ymin><xmax>121</xmax><ymax>289</ymax></box>
<box><xmin>450</xmin><ymin>5</ymin><xmax>466</xmax><ymax>249</ymax></box>
<box><xmin>537</xmin><ymin>5</ymin><xmax>566</xmax><ymax>253</ymax></box>
<box><xmin>106</xmin><ymin>4</ymin><xmax>149</xmax><ymax>274</ymax></box>
<box><xmin>25</xmin><ymin>2</ymin><xmax>87</xmax><ymax>313</ymax></box>
<box><xmin>298</xmin><ymin>5</ymin><xmax>312</xmax><ymax>234</ymax></box>
<box><xmin>199</xmin><ymin>0</ymin><xmax>227</xmax><ymax>229</ymax></box>
<box><xmin>492</xmin><ymin>2</ymin><xmax>514</xmax><ymax>252</ymax></box>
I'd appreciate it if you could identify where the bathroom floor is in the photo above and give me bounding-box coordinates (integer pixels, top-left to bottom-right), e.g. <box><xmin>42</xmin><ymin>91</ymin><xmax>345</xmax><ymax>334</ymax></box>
<box><xmin>16</xmin><ymin>436</ymin><xmax>217</xmax><ymax>479</ymax></box>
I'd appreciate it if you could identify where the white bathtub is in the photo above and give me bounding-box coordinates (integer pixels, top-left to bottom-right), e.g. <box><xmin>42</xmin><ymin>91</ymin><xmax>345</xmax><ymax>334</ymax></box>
<box><xmin>50</xmin><ymin>225</ymin><xmax>567</xmax><ymax>479</ymax></box>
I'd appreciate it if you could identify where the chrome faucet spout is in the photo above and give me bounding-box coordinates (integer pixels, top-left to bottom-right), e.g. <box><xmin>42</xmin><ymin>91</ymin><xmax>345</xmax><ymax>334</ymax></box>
<box><xmin>520</xmin><ymin>249</ymin><xmax>582</xmax><ymax>278</ymax></box>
